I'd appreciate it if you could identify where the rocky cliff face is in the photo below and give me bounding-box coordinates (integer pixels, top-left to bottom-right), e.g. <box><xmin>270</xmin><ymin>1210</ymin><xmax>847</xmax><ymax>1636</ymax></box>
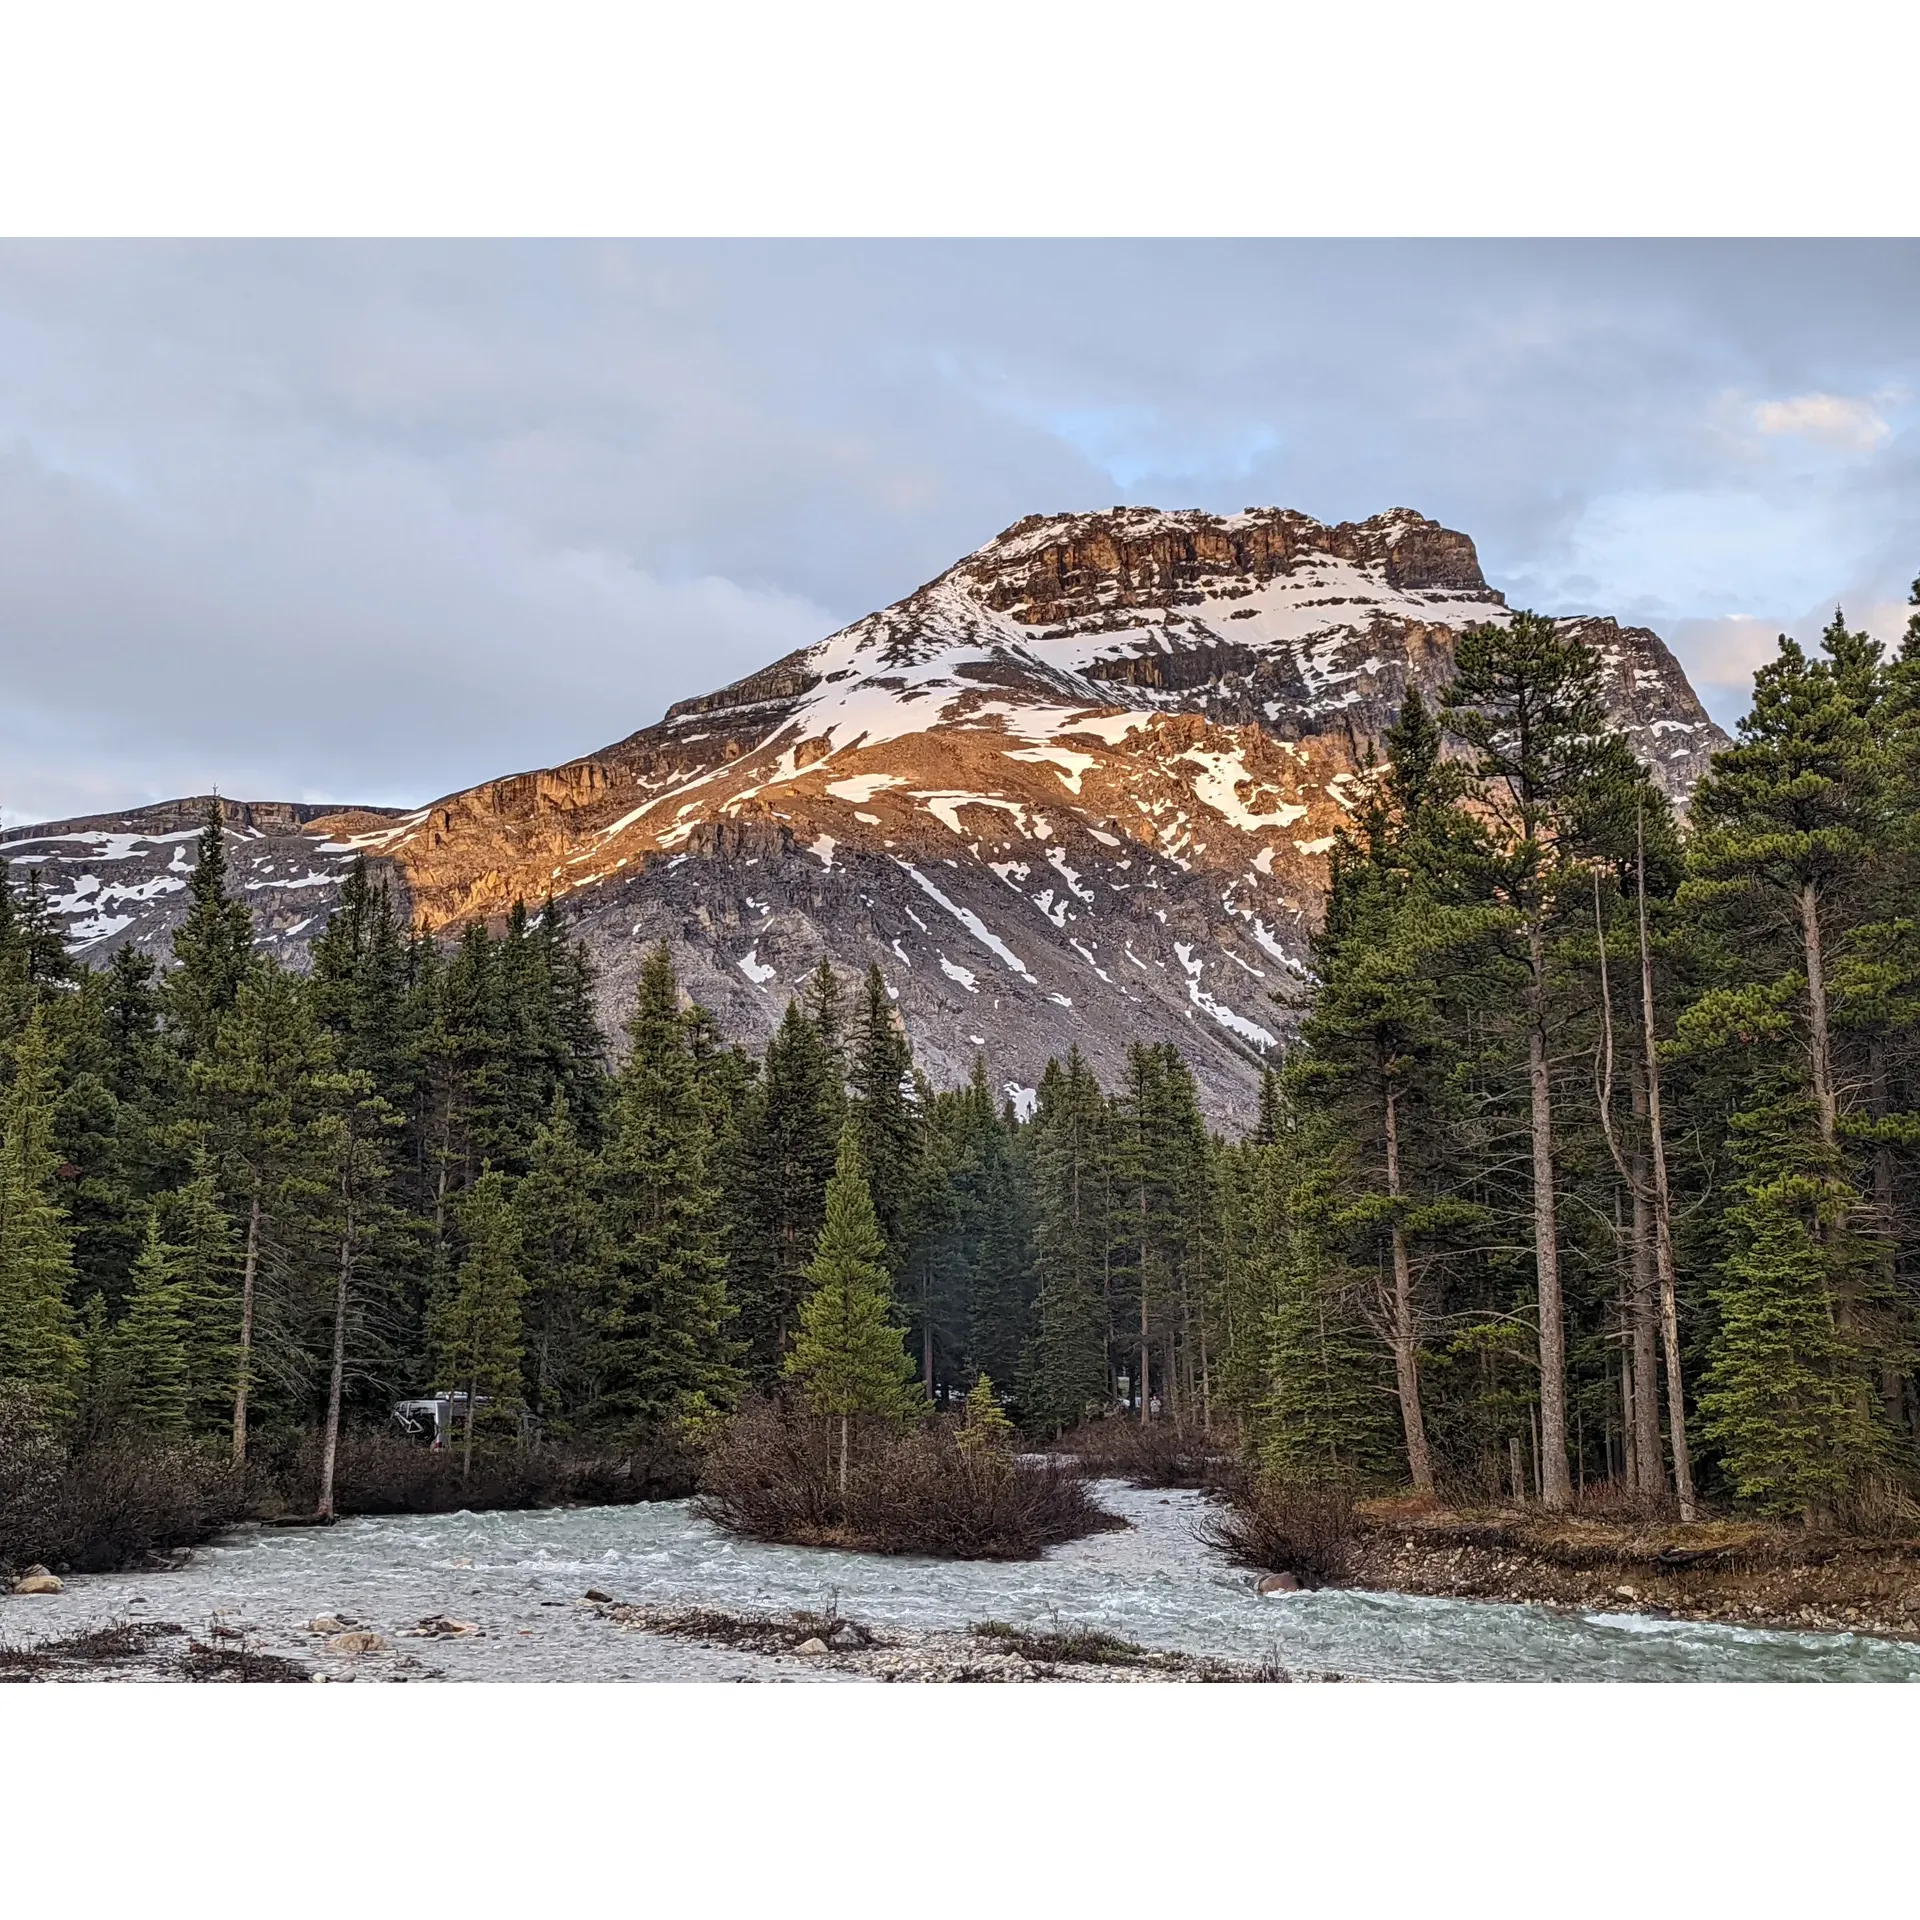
<box><xmin>5</xmin><ymin>506</ymin><xmax>1726</xmax><ymax>1127</ymax></box>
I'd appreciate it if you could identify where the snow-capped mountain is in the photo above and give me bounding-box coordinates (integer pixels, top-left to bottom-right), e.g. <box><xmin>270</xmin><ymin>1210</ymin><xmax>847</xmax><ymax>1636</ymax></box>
<box><xmin>4</xmin><ymin>507</ymin><xmax>1726</xmax><ymax>1125</ymax></box>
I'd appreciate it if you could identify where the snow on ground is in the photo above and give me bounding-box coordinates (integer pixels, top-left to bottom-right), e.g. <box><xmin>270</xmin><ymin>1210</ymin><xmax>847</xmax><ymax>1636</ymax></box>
<box><xmin>896</xmin><ymin>863</ymin><xmax>1036</xmax><ymax>983</ymax></box>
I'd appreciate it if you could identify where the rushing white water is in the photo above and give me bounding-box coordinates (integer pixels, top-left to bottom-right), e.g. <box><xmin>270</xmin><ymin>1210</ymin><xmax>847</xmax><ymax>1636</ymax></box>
<box><xmin>10</xmin><ymin>1483</ymin><xmax>1919</xmax><ymax>1682</ymax></box>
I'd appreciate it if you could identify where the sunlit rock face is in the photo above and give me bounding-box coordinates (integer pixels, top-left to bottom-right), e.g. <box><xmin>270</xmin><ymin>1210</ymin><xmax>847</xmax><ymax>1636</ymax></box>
<box><xmin>6</xmin><ymin>508</ymin><xmax>1724</xmax><ymax>1127</ymax></box>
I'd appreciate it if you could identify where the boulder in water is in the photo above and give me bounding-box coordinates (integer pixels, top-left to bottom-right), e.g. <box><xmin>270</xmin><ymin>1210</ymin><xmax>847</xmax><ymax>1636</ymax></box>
<box><xmin>325</xmin><ymin>1629</ymin><xmax>390</xmax><ymax>1655</ymax></box>
<box><xmin>1256</xmin><ymin>1571</ymin><xmax>1302</xmax><ymax>1595</ymax></box>
<box><xmin>12</xmin><ymin>1568</ymin><xmax>63</xmax><ymax>1595</ymax></box>
<box><xmin>793</xmin><ymin>1637</ymin><xmax>830</xmax><ymax>1655</ymax></box>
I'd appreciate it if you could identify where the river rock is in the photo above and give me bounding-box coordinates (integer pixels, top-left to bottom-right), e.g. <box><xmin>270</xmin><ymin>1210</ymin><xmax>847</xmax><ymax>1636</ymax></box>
<box><xmin>828</xmin><ymin>1624</ymin><xmax>867</xmax><ymax>1651</ymax></box>
<box><xmin>1257</xmin><ymin>1571</ymin><xmax>1302</xmax><ymax>1595</ymax></box>
<box><xmin>325</xmin><ymin>1630</ymin><xmax>390</xmax><ymax>1655</ymax></box>
<box><xmin>12</xmin><ymin>1570</ymin><xmax>64</xmax><ymax>1594</ymax></box>
<box><xmin>308</xmin><ymin>1615</ymin><xmax>352</xmax><ymax>1633</ymax></box>
<box><xmin>794</xmin><ymin>1637</ymin><xmax>830</xmax><ymax>1655</ymax></box>
<box><xmin>414</xmin><ymin>1615</ymin><xmax>482</xmax><ymax>1637</ymax></box>
<box><xmin>584</xmin><ymin>1588</ymin><xmax>615</xmax><ymax>1604</ymax></box>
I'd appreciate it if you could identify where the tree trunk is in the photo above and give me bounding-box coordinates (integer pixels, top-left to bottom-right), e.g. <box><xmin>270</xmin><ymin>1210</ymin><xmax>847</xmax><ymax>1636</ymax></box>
<box><xmin>1619</xmin><ymin>1329</ymin><xmax>1636</xmax><ymax>1491</ymax></box>
<box><xmin>1639</xmin><ymin>828</ymin><xmax>1696</xmax><ymax>1520</ymax></box>
<box><xmin>1799</xmin><ymin>880</ymin><xmax>1838</xmax><ymax>1148</ymax></box>
<box><xmin>316</xmin><ymin>1191</ymin><xmax>354</xmax><ymax>1521</ymax></box>
<box><xmin>1382</xmin><ymin>1087</ymin><xmax>1435</xmax><ymax>1495</ymax></box>
<box><xmin>1526</xmin><ymin>923</ymin><xmax>1572</xmax><ymax>1508</ymax></box>
<box><xmin>230</xmin><ymin>1191</ymin><xmax>262</xmax><ymax>1465</ymax></box>
<box><xmin>1869</xmin><ymin>1041</ymin><xmax>1906</xmax><ymax>1428</ymax></box>
<box><xmin>1628</xmin><ymin>1079</ymin><xmax>1665</xmax><ymax>1498</ymax></box>
<box><xmin>1138</xmin><ymin>1179</ymin><xmax>1152</xmax><ymax>1424</ymax></box>
<box><xmin>462</xmin><ymin>1373</ymin><xmax>476</xmax><ymax>1485</ymax></box>
<box><xmin>838</xmin><ymin>1412</ymin><xmax>849</xmax><ymax>1498</ymax></box>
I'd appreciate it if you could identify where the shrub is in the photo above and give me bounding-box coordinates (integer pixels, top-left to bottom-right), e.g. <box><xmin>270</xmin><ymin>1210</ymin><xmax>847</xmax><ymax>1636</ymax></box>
<box><xmin>277</xmin><ymin>1427</ymin><xmax>698</xmax><ymax>1518</ymax></box>
<box><xmin>1200</xmin><ymin>1479</ymin><xmax>1357</xmax><ymax>1589</ymax></box>
<box><xmin>699</xmin><ymin>1398</ymin><xmax>1123</xmax><ymax>1559</ymax></box>
<box><xmin>0</xmin><ymin>1390</ymin><xmax>255</xmax><ymax>1576</ymax></box>
<box><xmin>1051</xmin><ymin>1415</ymin><xmax>1237</xmax><ymax>1489</ymax></box>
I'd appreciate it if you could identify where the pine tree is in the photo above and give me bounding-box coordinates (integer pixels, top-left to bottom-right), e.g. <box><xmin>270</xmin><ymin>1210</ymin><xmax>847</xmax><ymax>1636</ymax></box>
<box><xmin>431</xmin><ymin>1168</ymin><xmax>528</xmax><ymax>1479</ymax></box>
<box><xmin>108</xmin><ymin>1214</ymin><xmax>193</xmax><ymax>1435</ymax></box>
<box><xmin>786</xmin><ymin>1125</ymin><xmax>920</xmax><ymax>1493</ymax></box>
<box><xmin>1441</xmin><ymin>612</ymin><xmax>1646</xmax><ymax>1508</ymax></box>
<box><xmin>0</xmin><ymin>1006</ymin><xmax>84</xmax><ymax>1423</ymax></box>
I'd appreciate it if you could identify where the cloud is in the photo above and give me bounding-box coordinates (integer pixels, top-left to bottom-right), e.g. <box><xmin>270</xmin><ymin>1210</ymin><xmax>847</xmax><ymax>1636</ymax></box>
<box><xmin>1753</xmin><ymin>391</ymin><xmax>1891</xmax><ymax>449</ymax></box>
<box><xmin>2</xmin><ymin>239</ymin><xmax>1918</xmax><ymax>823</ymax></box>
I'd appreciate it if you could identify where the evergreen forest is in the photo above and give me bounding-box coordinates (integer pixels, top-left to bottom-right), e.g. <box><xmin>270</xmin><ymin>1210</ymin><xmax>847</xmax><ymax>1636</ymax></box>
<box><xmin>5</xmin><ymin>597</ymin><xmax>1920</xmax><ymax>1527</ymax></box>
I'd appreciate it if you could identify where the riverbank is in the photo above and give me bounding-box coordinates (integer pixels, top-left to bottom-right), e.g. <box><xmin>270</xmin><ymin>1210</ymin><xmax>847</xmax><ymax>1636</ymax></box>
<box><xmin>1336</xmin><ymin>1503</ymin><xmax>1920</xmax><ymax>1641</ymax></box>
<box><xmin>8</xmin><ymin>1488</ymin><xmax>1919</xmax><ymax>1680</ymax></box>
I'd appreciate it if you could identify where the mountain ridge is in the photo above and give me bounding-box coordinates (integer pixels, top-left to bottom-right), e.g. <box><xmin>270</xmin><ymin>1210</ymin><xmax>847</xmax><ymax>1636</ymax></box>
<box><xmin>3</xmin><ymin>505</ymin><xmax>1728</xmax><ymax>1125</ymax></box>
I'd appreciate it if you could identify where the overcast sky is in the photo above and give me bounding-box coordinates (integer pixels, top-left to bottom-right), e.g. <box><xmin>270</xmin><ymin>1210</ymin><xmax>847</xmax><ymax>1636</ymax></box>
<box><xmin>3</xmin><ymin>239</ymin><xmax>1917</xmax><ymax>827</ymax></box>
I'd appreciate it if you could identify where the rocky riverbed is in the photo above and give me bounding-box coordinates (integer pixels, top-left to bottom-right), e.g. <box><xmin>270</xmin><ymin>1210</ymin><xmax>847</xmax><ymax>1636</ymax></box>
<box><xmin>6</xmin><ymin>1483</ymin><xmax>1920</xmax><ymax>1681</ymax></box>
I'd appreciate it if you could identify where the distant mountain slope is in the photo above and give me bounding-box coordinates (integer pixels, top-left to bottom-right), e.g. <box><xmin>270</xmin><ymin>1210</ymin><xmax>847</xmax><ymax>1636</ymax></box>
<box><xmin>5</xmin><ymin>507</ymin><xmax>1726</xmax><ymax>1126</ymax></box>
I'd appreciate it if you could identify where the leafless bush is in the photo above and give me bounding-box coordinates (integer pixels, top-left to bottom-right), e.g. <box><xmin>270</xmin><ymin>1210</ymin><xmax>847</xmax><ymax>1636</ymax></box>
<box><xmin>694</xmin><ymin>1401</ymin><xmax>843</xmax><ymax>1542</ymax></box>
<box><xmin>0</xmin><ymin>1393</ymin><xmax>255</xmax><ymax>1577</ymax></box>
<box><xmin>279</xmin><ymin>1427</ymin><xmax>697</xmax><ymax>1517</ymax></box>
<box><xmin>699</xmin><ymin>1399</ymin><xmax>1124</xmax><ymax>1559</ymax></box>
<box><xmin>1200</xmin><ymin>1479</ymin><xmax>1358</xmax><ymax>1589</ymax></box>
<box><xmin>1050</xmin><ymin>1416</ymin><xmax>1239</xmax><ymax>1489</ymax></box>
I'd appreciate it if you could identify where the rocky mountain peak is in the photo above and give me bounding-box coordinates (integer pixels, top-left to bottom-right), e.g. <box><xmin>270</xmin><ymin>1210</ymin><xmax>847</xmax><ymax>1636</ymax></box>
<box><xmin>10</xmin><ymin>506</ymin><xmax>1729</xmax><ymax>1126</ymax></box>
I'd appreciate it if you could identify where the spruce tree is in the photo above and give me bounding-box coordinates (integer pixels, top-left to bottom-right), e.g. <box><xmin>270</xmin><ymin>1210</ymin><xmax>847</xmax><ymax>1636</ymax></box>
<box><xmin>431</xmin><ymin>1168</ymin><xmax>528</xmax><ymax>1477</ymax></box>
<box><xmin>0</xmin><ymin>1006</ymin><xmax>84</xmax><ymax>1423</ymax></box>
<box><xmin>1684</xmin><ymin>613</ymin><xmax>1896</xmax><ymax>1445</ymax></box>
<box><xmin>598</xmin><ymin>943</ymin><xmax>739</xmax><ymax>1431</ymax></box>
<box><xmin>1019</xmin><ymin>1048</ymin><xmax>1112</xmax><ymax>1437</ymax></box>
<box><xmin>786</xmin><ymin>1125</ymin><xmax>920</xmax><ymax>1493</ymax></box>
<box><xmin>108</xmin><ymin>1214</ymin><xmax>193</xmax><ymax>1435</ymax></box>
<box><xmin>1699</xmin><ymin>1089</ymin><xmax>1878</xmax><ymax>1517</ymax></box>
<box><xmin>165</xmin><ymin>798</ymin><xmax>256</xmax><ymax>1057</ymax></box>
<box><xmin>192</xmin><ymin>958</ymin><xmax>331</xmax><ymax>1460</ymax></box>
<box><xmin>727</xmin><ymin>996</ymin><xmax>845</xmax><ymax>1376</ymax></box>
<box><xmin>849</xmin><ymin>964</ymin><xmax>918</xmax><ymax>1263</ymax></box>
<box><xmin>512</xmin><ymin>1093</ymin><xmax>608</xmax><ymax>1433</ymax></box>
<box><xmin>1282</xmin><ymin>694</ymin><xmax>1479</xmax><ymax>1492</ymax></box>
<box><xmin>160</xmin><ymin>1152</ymin><xmax>242</xmax><ymax>1435</ymax></box>
<box><xmin>957</xmin><ymin>1372</ymin><xmax>1015</xmax><ymax>1453</ymax></box>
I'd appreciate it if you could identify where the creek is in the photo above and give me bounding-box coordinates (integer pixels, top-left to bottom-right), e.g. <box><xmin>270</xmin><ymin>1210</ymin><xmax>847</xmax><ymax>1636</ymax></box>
<box><xmin>11</xmin><ymin>1482</ymin><xmax>1920</xmax><ymax>1681</ymax></box>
